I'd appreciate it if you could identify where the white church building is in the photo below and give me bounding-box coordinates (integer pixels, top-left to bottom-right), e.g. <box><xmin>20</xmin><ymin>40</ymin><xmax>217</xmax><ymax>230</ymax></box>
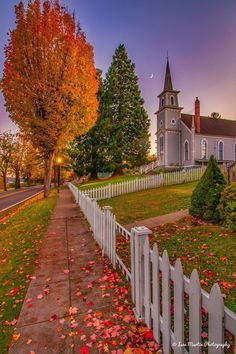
<box><xmin>155</xmin><ymin>60</ymin><xmax>236</xmax><ymax>167</ymax></box>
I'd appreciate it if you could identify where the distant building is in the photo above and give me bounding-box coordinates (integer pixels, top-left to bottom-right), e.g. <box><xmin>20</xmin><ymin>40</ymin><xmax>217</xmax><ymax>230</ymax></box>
<box><xmin>155</xmin><ymin>59</ymin><xmax>236</xmax><ymax>167</ymax></box>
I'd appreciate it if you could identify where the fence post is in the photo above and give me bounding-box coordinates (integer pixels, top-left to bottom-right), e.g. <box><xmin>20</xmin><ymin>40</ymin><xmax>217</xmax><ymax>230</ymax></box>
<box><xmin>102</xmin><ymin>206</ymin><xmax>113</xmax><ymax>257</ymax></box>
<box><xmin>131</xmin><ymin>226</ymin><xmax>152</xmax><ymax>321</ymax></box>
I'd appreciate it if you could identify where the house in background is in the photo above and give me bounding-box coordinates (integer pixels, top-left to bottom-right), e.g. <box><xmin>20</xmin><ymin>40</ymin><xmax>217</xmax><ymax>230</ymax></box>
<box><xmin>155</xmin><ymin>59</ymin><xmax>236</xmax><ymax>167</ymax></box>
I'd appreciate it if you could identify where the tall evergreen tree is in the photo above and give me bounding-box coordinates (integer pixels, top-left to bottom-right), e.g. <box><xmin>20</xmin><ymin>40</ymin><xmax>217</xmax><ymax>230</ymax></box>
<box><xmin>105</xmin><ymin>44</ymin><xmax>150</xmax><ymax>171</ymax></box>
<box><xmin>68</xmin><ymin>45</ymin><xmax>151</xmax><ymax>177</ymax></box>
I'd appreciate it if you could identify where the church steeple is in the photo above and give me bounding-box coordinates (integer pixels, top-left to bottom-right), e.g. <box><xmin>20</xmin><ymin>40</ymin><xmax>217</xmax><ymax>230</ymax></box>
<box><xmin>156</xmin><ymin>58</ymin><xmax>183</xmax><ymax>113</ymax></box>
<box><xmin>164</xmin><ymin>58</ymin><xmax>173</xmax><ymax>91</ymax></box>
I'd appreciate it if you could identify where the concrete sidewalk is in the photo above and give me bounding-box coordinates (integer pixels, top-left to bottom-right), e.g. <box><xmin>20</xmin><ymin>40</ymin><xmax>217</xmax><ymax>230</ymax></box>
<box><xmin>124</xmin><ymin>209</ymin><xmax>189</xmax><ymax>231</ymax></box>
<box><xmin>9</xmin><ymin>187</ymin><xmax>160</xmax><ymax>354</ymax></box>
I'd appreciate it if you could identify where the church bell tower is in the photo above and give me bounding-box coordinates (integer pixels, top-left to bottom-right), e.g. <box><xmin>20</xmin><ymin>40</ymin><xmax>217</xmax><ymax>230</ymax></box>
<box><xmin>155</xmin><ymin>58</ymin><xmax>183</xmax><ymax>167</ymax></box>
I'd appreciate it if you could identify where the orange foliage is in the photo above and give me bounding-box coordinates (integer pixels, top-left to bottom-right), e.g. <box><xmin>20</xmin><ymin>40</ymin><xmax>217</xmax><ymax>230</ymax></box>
<box><xmin>2</xmin><ymin>0</ymin><xmax>98</xmax><ymax>155</ymax></box>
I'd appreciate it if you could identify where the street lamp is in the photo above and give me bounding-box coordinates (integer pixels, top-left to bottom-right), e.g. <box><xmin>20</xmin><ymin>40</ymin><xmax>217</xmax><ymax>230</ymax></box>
<box><xmin>57</xmin><ymin>157</ymin><xmax>62</xmax><ymax>193</ymax></box>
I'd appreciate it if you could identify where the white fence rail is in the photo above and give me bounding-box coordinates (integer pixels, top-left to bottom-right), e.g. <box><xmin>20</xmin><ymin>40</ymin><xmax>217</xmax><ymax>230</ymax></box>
<box><xmin>82</xmin><ymin>167</ymin><xmax>205</xmax><ymax>201</ymax></box>
<box><xmin>140</xmin><ymin>159</ymin><xmax>159</xmax><ymax>174</ymax></box>
<box><xmin>67</xmin><ymin>179</ymin><xmax>236</xmax><ymax>353</ymax></box>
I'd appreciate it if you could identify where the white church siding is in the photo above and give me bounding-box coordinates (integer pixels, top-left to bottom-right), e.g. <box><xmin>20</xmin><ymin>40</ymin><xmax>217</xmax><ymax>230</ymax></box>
<box><xmin>167</xmin><ymin>131</ymin><xmax>180</xmax><ymax>166</ymax></box>
<box><xmin>194</xmin><ymin>135</ymin><xmax>236</xmax><ymax>162</ymax></box>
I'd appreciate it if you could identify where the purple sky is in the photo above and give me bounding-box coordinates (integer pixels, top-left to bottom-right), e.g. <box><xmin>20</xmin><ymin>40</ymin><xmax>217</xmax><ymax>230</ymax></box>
<box><xmin>0</xmin><ymin>0</ymin><xmax>235</xmax><ymax>152</ymax></box>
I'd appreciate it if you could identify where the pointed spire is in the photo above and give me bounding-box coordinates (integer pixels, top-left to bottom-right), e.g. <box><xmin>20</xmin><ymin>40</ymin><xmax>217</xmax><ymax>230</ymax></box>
<box><xmin>164</xmin><ymin>57</ymin><xmax>173</xmax><ymax>91</ymax></box>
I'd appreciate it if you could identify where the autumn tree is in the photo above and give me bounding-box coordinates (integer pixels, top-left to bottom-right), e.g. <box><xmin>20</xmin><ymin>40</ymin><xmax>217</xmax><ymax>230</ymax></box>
<box><xmin>2</xmin><ymin>0</ymin><xmax>98</xmax><ymax>197</ymax></box>
<box><xmin>10</xmin><ymin>133</ymin><xmax>25</xmax><ymax>189</ymax></box>
<box><xmin>22</xmin><ymin>141</ymin><xmax>42</xmax><ymax>186</ymax></box>
<box><xmin>0</xmin><ymin>131</ymin><xmax>15</xmax><ymax>191</ymax></box>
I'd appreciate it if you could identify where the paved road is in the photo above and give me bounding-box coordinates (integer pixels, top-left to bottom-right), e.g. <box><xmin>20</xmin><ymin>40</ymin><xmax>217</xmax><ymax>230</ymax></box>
<box><xmin>0</xmin><ymin>186</ymin><xmax>43</xmax><ymax>212</ymax></box>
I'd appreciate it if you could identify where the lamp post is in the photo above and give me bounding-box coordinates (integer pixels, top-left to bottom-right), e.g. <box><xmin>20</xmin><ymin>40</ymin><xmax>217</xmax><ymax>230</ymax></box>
<box><xmin>57</xmin><ymin>157</ymin><xmax>62</xmax><ymax>193</ymax></box>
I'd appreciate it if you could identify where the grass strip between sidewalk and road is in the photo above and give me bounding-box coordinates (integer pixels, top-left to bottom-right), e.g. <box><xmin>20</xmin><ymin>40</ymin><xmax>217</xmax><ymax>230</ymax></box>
<box><xmin>0</xmin><ymin>190</ymin><xmax>58</xmax><ymax>353</ymax></box>
<box><xmin>99</xmin><ymin>181</ymin><xmax>197</xmax><ymax>224</ymax></box>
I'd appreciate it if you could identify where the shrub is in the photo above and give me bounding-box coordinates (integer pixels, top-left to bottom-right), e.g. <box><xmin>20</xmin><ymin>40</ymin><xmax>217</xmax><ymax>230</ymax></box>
<box><xmin>218</xmin><ymin>183</ymin><xmax>236</xmax><ymax>230</ymax></box>
<box><xmin>190</xmin><ymin>155</ymin><xmax>226</xmax><ymax>222</ymax></box>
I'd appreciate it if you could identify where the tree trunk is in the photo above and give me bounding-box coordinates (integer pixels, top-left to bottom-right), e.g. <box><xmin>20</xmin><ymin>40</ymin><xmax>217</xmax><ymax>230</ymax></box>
<box><xmin>26</xmin><ymin>172</ymin><xmax>31</xmax><ymax>187</ymax></box>
<box><xmin>53</xmin><ymin>164</ymin><xmax>57</xmax><ymax>188</ymax></box>
<box><xmin>44</xmin><ymin>151</ymin><xmax>55</xmax><ymax>198</ymax></box>
<box><xmin>15</xmin><ymin>169</ymin><xmax>21</xmax><ymax>189</ymax></box>
<box><xmin>3</xmin><ymin>173</ymin><xmax>7</xmax><ymax>191</ymax></box>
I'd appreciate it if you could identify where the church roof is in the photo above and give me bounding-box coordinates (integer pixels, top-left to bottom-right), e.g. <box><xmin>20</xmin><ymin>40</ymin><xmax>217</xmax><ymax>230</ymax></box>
<box><xmin>181</xmin><ymin>114</ymin><xmax>236</xmax><ymax>138</ymax></box>
<box><xmin>164</xmin><ymin>58</ymin><xmax>173</xmax><ymax>91</ymax></box>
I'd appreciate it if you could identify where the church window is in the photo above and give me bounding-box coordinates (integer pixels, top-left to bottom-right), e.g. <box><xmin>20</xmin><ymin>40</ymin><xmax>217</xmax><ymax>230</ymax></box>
<box><xmin>201</xmin><ymin>139</ymin><xmax>208</xmax><ymax>159</ymax></box>
<box><xmin>160</xmin><ymin>135</ymin><xmax>164</xmax><ymax>153</ymax></box>
<box><xmin>171</xmin><ymin>119</ymin><xmax>176</xmax><ymax>125</ymax></box>
<box><xmin>161</xmin><ymin>98</ymin><xmax>164</xmax><ymax>106</ymax></box>
<box><xmin>184</xmin><ymin>140</ymin><xmax>189</xmax><ymax>161</ymax></box>
<box><xmin>170</xmin><ymin>96</ymin><xmax>174</xmax><ymax>105</ymax></box>
<box><xmin>160</xmin><ymin>120</ymin><xmax>163</xmax><ymax>127</ymax></box>
<box><xmin>218</xmin><ymin>141</ymin><xmax>224</xmax><ymax>161</ymax></box>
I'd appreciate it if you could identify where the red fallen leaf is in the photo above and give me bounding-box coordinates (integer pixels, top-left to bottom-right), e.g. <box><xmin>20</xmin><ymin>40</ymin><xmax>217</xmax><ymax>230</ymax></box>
<box><xmin>49</xmin><ymin>314</ymin><xmax>57</xmax><ymax>322</ymax></box>
<box><xmin>202</xmin><ymin>307</ymin><xmax>208</xmax><ymax>315</ymax></box>
<box><xmin>86</xmin><ymin>301</ymin><xmax>94</xmax><ymax>307</ymax></box>
<box><xmin>145</xmin><ymin>330</ymin><xmax>153</xmax><ymax>340</ymax></box>
<box><xmin>123</xmin><ymin>315</ymin><xmax>131</xmax><ymax>323</ymax></box>
<box><xmin>220</xmin><ymin>257</ymin><xmax>228</xmax><ymax>262</ymax></box>
<box><xmin>6</xmin><ymin>287</ymin><xmax>21</xmax><ymax>296</ymax></box>
<box><xmin>4</xmin><ymin>319</ymin><xmax>17</xmax><ymax>326</ymax></box>
<box><xmin>202</xmin><ymin>331</ymin><xmax>208</xmax><ymax>338</ymax></box>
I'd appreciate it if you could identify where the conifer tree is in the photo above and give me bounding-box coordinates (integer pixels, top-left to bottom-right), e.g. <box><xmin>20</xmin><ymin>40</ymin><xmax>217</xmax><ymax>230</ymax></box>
<box><xmin>190</xmin><ymin>155</ymin><xmax>226</xmax><ymax>221</ymax></box>
<box><xmin>105</xmin><ymin>44</ymin><xmax>150</xmax><ymax>171</ymax></box>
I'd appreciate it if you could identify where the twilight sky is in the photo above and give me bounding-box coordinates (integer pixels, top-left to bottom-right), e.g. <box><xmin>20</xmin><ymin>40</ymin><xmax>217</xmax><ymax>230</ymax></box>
<box><xmin>0</xmin><ymin>0</ymin><xmax>235</xmax><ymax>152</ymax></box>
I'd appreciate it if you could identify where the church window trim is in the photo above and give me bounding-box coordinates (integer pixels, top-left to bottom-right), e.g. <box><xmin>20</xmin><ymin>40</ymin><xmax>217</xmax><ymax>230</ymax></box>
<box><xmin>201</xmin><ymin>139</ymin><xmax>208</xmax><ymax>160</ymax></box>
<box><xmin>218</xmin><ymin>140</ymin><xmax>224</xmax><ymax>161</ymax></box>
<box><xmin>184</xmin><ymin>140</ymin><xmax>189</xmax><ymax>161</ymax></box>
<box><xmin>160</xmin><ymin>135</ymin><xmax>164</xmax><ymax>154</ymax></box>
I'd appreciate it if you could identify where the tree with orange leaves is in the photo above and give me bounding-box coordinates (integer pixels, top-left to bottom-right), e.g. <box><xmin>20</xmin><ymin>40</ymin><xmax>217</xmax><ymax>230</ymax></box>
<box><xmin>1</xmin><ymin>0</ymin><xmax>98</xmax><ymax>197</ymax></box>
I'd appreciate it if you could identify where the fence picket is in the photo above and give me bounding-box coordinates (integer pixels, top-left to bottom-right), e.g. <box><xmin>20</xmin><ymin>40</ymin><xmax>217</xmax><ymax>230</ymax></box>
<box><xmin>151</xmin><ymin>243</ymin><xmax>160</xmax><ymax>342</ymax></box>
<box><xmin>174</xmin><ymin>259</ymin><xmax>184</xmax><ymax>353</ymax></box>
<box><xmin>162</xmin><ymin>250</ymin><xmax>171</xmax><ymax>354</ymax></box>
<box><xmin>189</xmin><ymin>270</ymin><xmax>202</xmax><ymax>354</ymax></box>
<box><xmin>144</xmin><ymin>238</ymin><xmax>151</xmax><ymax>327</ymax></box>
<box><xmin>208</xmin><ymin>284</ymin><xmax>224</xmax><ymax>354</ymax></box>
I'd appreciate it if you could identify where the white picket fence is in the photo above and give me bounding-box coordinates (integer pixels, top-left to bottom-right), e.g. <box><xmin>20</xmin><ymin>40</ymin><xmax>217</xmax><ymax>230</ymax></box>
<box><xmin>140</xmin><ymin>159</ymin><xmax>159</xmax><ymax>174</ymax></box>
<box><xmin>81</xmin><ymin>167</ymin><xmax>205</xmax><ymax>201</ymax></box>
<box><xmin>67</xmin><ymin>181</ymin><xmax>236</xmax><ymax>353</ymax></box>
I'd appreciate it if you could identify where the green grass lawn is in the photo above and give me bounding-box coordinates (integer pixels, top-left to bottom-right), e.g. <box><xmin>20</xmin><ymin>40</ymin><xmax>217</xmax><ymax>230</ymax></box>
<box><xmin>99</xmin><ymin>181</ymin><xmax>197</xmax><ymax>224</ymax></box>
<box><xmin>79</xmin><ymin>174</ymin><xmax>144</xmax><ymax>190</ymax></box>
<box><xmin>0</xmin><ymin>191</ymin><xmax>58</xmax><ymax>353</ymax></box>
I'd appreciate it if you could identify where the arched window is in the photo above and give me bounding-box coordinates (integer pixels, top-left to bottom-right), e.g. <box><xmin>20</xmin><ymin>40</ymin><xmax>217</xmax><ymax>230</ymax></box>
<box><xmin>201</xmin><ymin>139</ymin><xmax>208</xmax><ymax>159</ymax></box>
<box><xmin>218</xmin><ymin>141</ymin><xmax>224</xmax><ymax>161</ymax></box>
<box><xmin>184</xmin><ymin>140</ymin><xmax>189</xmax><ymax>161</ymax></box>
<box><xmin>160</xmin><ymin>120</ymin><xmax>163</xmax><ymax>127</ymax></box>
<box><xmin>161</xmin><ymin>98</ymin><xmax>164</xmax><ymax>107</ymax></box>
<box><xmin>170</xmin><ymin>96</ymin><xmax>174</xmax><ymax>105</ymax></box>
<box><xmin>160</xmin><ymin>135</ymin><xmax>164</xmax><ymax>153</ymax></box>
